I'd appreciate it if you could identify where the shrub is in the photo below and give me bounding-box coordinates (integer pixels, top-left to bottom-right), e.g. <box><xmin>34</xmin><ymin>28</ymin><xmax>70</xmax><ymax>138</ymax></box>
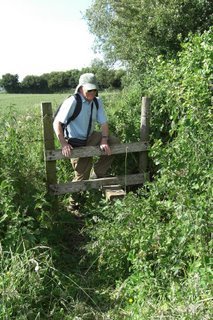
<box><xmin>83</xmin><ymin>28</ymin><xmax>212</xmax><ymax>319</ymax></box>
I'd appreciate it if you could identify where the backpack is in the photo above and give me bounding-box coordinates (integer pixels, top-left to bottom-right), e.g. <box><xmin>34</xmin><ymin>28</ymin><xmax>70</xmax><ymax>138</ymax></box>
<box><xmin>54</xmin><ymin>92</ymin><xmax>99</xmax><ymax>137</ymax></box>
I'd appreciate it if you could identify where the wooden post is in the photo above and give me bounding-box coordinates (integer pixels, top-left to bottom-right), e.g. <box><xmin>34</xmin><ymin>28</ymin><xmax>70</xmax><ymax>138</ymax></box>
<box><xmin>139</xmin><ymin>97</ymin><xmax>150</xmax><ymax>174</ymax></box>
<box><xmin>41</xmin><ymin>102</ymin><xmax>57</xmax><ymax>191</ymax></box>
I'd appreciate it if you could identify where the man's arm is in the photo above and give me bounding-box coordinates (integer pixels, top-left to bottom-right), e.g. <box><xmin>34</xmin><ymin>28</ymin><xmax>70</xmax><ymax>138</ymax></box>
<box><xmin>53</xmin><ymin>120</ymin><xmax>73</xmax><ymax>157</ymax></box>
<box><xmin>100</xmin><ymin>122</ymin><xmax>112</xmax><ymax>155</ymax></box>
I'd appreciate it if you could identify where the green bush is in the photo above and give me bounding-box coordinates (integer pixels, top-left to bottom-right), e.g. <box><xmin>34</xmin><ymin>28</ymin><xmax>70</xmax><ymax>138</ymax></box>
<box><xmin>83</xmin><ymin>28</ymin><xmax>212</xmax><ymax>319</ymax></box>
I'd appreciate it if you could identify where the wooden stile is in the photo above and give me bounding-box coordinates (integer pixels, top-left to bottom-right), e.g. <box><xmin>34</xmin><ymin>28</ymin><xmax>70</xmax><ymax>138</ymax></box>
<box><xmin>41</xmin><ymin>97</ymin><xmax>151</xmax><ymax>199</ymax></box>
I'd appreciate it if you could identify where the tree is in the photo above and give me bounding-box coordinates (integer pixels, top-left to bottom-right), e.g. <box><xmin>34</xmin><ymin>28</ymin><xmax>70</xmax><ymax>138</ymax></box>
<box><xmin>65</xmin><ymin>69</ymin><xmax>81</xmax><ymax>89</ymax></box>
<box><xmin>43</xmin><ymin>70</ymin><xmax>81</xmax><ymax>93</ymax></box>
<box><xmin>85</xmin><ymin>0</ymin><xmax>213</xmax><ymax>70</ymax></box>
<box><xmin>1</xmin><ymin>68</ymin><xmax>125</xmax><ymax>93</ymax></box>
<box><xmin>90</xmin><ymin>58</ymin><xmax>126</xmax><ymax>89</ymax></box>
<box><xmin>1</xmin><ymin>73</ymin><xmax>20</xmax><ymax>93</ymax></box>
<box><xmin>21</xmin><ymin>75</ymin><xmax>48</xmax><ymax>93</ymax></box>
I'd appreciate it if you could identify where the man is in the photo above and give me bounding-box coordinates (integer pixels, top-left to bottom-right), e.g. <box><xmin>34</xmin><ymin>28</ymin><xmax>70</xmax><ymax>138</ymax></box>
<box><xmin>53</xmin><ymin>73</ymin><xmax>119</xmax><ymax>181</ymax></box>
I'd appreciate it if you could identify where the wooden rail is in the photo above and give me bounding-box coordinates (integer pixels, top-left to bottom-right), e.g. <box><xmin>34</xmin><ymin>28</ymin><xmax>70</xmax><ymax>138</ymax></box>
<box><xmin>45</xmin><ymin>141</ymin><xmax>149</xmax><ymax>161</ymax></box>
<box><xmin>49</xmin><ymin>173</ymin><xmax>149</xmax><ymax>195</ymax></box>
<box><xmin>41</xmin><ymin>97</ymin><xmax>150</xmax><ymax>195</ymax></box>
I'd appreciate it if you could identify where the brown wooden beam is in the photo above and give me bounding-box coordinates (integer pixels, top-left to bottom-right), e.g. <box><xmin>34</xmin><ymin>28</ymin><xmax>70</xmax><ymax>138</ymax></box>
<box><xmin>139</xmin><ymin>97</ymin><xmax>150</xmax><ymax>173</ymax></box>
<box><xmin>45</xmin><ymin>141</ymin><xmax>149</xmax><ymax>161</ymax></box>
<box><xmin>49</xmin><ymin>173</ymin><xmax>148</xmax><ymax>195</ymax></box>
<box><xmin>41</xmin><ymin>102</ymin><xmax>57</xmax><ymax>188</ymax></box>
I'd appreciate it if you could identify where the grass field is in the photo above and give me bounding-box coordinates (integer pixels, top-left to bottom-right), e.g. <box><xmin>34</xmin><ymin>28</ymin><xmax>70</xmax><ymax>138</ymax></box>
<box><xmin>0</xmin><ymin>93</ymin><xmax>68</xmax><ymax>115</ymax></box>
<box><xmin>0</xmin><ymin>90</ymin><xmax>121</xmax><ymax>113</ymax></box>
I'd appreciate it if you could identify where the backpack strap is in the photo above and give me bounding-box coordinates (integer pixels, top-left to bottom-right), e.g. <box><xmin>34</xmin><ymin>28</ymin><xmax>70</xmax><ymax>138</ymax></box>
<box><xmin>66</xmin><ymin>94</ymin><xmax>99</xmax><ymax>126</ymax></box>
<box><xmin>66</xmin><ymin>93</ymin><xmax>82</xmax><ymax>125</ymax></box>
<box><xmin>93</xmin><ymin>96</ymin><xmax>99</xmax><ymax>110</ymax></box>
<box><xmin>64</xmin><ymin>94</ymin><xmax>99</xmax><ymax>138</ymax></box>
<box><xmin>86</xmin><ymin>102</ymin><xmax>94</xmax><ymax>138</ymax></box>
<box><xmin>63</xmin><ymin>93</ymin><xmax>82</xmax><ymax>138</ymax></box>
<box><xmin>85</xmin><ymin>97</ymin><xmax>99</xmax><ymax>138</ymax></box>
<box><xmin>53</xmin><ymin>94</ymin><xmax>71</xmax><ymax>120</ymax></box>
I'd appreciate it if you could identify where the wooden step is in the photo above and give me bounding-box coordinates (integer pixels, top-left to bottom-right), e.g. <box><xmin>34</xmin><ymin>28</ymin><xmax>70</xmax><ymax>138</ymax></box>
<box><xmin>103</xmin><ymin>185</ymin><xmax>126</xmax><ymax>201</ymax></box>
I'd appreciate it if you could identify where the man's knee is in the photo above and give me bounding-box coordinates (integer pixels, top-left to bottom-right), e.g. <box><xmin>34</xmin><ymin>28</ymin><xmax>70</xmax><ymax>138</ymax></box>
<box><xmin>108</xmin><ymin>135</ymin><xmax>120</xmax><ymax>145</ymax></box>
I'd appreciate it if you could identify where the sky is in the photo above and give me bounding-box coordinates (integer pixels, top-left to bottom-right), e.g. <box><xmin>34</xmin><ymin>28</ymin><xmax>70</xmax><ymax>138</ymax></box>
<box><xmin>0</xmin><ymin>0</ymin><xmax>98</xmax><ymax>80</ymax></box>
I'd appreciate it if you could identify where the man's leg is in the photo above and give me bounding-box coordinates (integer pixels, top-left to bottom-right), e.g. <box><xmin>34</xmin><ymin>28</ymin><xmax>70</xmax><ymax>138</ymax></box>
<box><xmin>71</xmin><ymin>157</ymin><xmax>93</xmax><ymax>181</ymax></box>
<box><xmin>71</xmin><ymin>132</ymin><xmax>119</xmax><ymax>180</ymax></box>
<box><xmin>71</xmin><ymin>132</ymin><xmax>101</xmax><ymax>181</ymax></box>
<box><xmin>93</xmin><ymin>134</ymin><xmax>120</xmax><ymax>178</ymax></box>
<box><xmin>69</xmin><ymin>133</ymin><xmax>100</xmax><ymax>209</ymax></box>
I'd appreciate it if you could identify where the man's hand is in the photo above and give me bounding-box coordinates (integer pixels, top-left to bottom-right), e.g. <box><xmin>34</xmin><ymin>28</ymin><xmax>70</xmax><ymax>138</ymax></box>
<box><xmin>100</xmin><ymin>143</ymin><xmax>112</xmax><ymax>155</ymax></box>
<box><xmin>62</xmin><ymin>142</ymin><xmax>73</xmax><ymax>157</ymax></box>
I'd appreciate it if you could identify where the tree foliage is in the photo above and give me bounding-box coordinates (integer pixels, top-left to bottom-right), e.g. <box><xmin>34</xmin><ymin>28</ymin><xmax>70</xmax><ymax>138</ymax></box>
<box><xmin>0</xmin><ymin>63</ymin><xmax>125</xmax><ymax>93</ymax></box>
<box><xmin>85</xmin><ymin>0</ymin><xmax>213</xmax><ymax>69</ymax></box>
<box><xmin>21</xmin><ymin>75</ymin><xmax>49</xmax><ymax>93</ymax></box>
<box><xmin>0</xmin><ymin>73</ymin><xmax>20</xmax><ymax>93</ymax></box>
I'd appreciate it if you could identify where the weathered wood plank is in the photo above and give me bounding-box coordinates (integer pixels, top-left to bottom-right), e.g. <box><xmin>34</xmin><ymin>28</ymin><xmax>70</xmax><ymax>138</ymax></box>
<box><xmin>139</xmin><ymin>97</ymin><xmax>150</xmax><ymax>174</ymax></box>
<box><xmin>104</xmin><ymin>185</ymin><xmax>126</xmax><ymax>201</ymax></box>
<box><xmin>45</xmin><ymin>141</ymin><xmax>149</xmax><ymax>161</ymax></box>
<box><xmin>41</xmin><ymin>102</ymin><xmax>57</xmax><ymax>187</ymax></box>
<box><xmin>49</xmin><ymin>173</ymin><xmax>148</xmax><ymax>195</ymax></box>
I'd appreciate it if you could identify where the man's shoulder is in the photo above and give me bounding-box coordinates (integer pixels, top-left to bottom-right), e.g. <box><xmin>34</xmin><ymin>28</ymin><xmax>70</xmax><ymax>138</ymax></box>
<box><xmin>64</xmin><ymin>94</ymin><xmax>76</xmax><ymax>103</ymax></box>
<box><xmin>95</xmin><ymin>96</ymin><xmax>104</xmax><ymax>106</ymax></box>
<box><xmin>61</xmin><ymin>94</ymin><xmax>77</xmax><ymax>108</ymax></box>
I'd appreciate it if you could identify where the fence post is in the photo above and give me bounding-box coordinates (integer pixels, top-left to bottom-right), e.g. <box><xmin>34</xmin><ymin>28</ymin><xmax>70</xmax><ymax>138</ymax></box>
<box><xmin>41</xmin><ymin>102</ymin><xmax>57</xmax><ymax>191</ymax></box>
<box><xmin>139</xmin><ymin>97</ymin><xmax>150</xmax><ymax>174</ymax></box>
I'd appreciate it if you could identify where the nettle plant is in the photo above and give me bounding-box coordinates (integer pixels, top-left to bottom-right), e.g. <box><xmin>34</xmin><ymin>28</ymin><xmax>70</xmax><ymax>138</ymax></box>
<box><xmin>0</xmin><ymin>108</ymin><xmax>49</xmax><ymax>248</ymax></box>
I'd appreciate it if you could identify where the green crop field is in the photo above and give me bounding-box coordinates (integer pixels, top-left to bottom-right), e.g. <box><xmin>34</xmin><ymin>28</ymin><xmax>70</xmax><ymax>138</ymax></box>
<box><xmin>0</xmin><ymin>93</ymin><xmax>68</xmax><ymax>115</ymax></box>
